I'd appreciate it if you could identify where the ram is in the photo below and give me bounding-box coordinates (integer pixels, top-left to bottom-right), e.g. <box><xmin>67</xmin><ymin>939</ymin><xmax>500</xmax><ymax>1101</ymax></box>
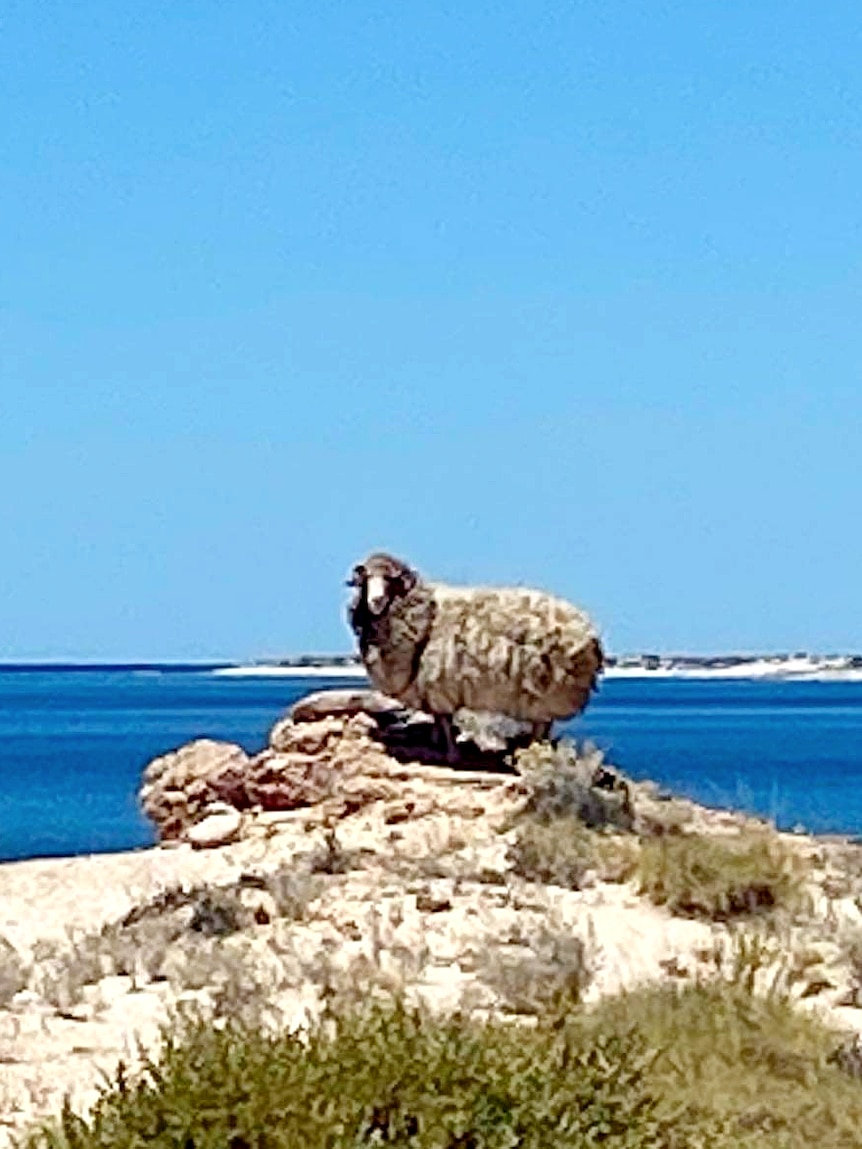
<box><xmin>347</xmin><ymin>552</ymin><xmax>603</xmax><ymax>759</ymax></box>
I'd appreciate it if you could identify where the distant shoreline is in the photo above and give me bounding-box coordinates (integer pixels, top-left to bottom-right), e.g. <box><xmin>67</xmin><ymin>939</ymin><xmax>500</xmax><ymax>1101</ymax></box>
<box><xmin>215</xmin><ymin>655</ymin><xmax>862</xmax><ymax>683</ymax></box>
<box><xmin>1</xmin><ymin>656</ymin><xmax>861</xmax><ymax>682</ymax></box>
<box><xmin>213</xmin><ymin>664</ymin><xmax>369</xmax><ymax>679</ymax></box>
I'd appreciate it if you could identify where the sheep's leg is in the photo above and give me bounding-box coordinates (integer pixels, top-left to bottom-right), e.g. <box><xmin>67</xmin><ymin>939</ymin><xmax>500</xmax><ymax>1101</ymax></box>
<box><xmin>435</xmin><ymin>714</ymin><xmax>460</xmax><ymax>763</ymax></box>
<box><xmin>531</xmin><ymin>720</ymin><xmax>553</xmax><ymax>744</ymax></box>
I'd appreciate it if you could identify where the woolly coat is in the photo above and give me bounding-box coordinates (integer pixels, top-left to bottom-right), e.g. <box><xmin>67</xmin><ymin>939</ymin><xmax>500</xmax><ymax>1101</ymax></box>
<box><xmin>349</xmin><ymin>557</ymin><xmax>603</xmax><ymax>725</ymax></box>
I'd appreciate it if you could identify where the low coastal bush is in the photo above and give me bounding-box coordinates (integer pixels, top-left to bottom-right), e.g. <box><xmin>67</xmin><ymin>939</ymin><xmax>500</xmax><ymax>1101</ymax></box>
<box><xmin>508</xmin><ymin>740</ymin><xmax>639</xmax><ymax>892</ymax></box>
<box><xmin>584</xmin><ymin>980</ymin><xmax>862</xmax><ymax>1146</ymax></box>
<box><xmin>637</xmin><ymin>831</ymin><xmax>804</xmax><ymax>921</ymax></box>
<box><xmin>22</xmin><ymin>980</ymin><xmax>862</xmax><ymax>1149</ymax></box>
<box><xmin>509</xmin><ymin>815</ymin><xmax>639</xmax><ymax>889</ymax></box>
<box><xmin>513</xmin><ymin>739</ymin><xmax>634</xmax><ymax>831</ymax></box>
<box><xmin>29</xmin><ymin>870</ymin><xmax>325</xmax><ymax>1015</ymax></box>
<box><xmin>22</xmin><ymin>998</ymin><xmax>675</xmax><ymax>1149</ymax></box>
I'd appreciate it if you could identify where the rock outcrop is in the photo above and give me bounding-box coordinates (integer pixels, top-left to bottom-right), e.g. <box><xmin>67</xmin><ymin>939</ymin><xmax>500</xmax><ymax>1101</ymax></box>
<box><xmin>186</xmin><ymin>803</ymin><xmax>244</xmax><ymax>849</ymax></box>
<box><xmin>140</xmin><ymin>739</ymin><xmax>252</xmax><ymax>840</ymax></box>
<box><xmin>283</xmin><ymin>688</ymin><xmax>406</xmax><ymax>727</ymax></box>
<box><xmin>140</xmin><ymin>691</ymin><xmax>530</xmax><ymax>845</ymax></box>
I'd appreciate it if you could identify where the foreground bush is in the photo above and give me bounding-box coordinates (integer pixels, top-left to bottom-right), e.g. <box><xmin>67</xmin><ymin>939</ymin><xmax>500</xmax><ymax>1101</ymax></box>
<box><xmin>21</xmin><ymin>978</ymin><xmax>862</xmax><ymax>1149</ymax></box>
<box><xmin>586</xmin><ymin>980</ymin><xmax>862</xmax><ymax>1146</ymax></box>
<box><xmin>638</xmin><ymin>831</ymin><xmax>803</xmax><ymax>920</ymax></box>
<box><xmin>22</xmin><ymin>999</ymin><xmax>677</xmax><ymax>1149</ymax></box>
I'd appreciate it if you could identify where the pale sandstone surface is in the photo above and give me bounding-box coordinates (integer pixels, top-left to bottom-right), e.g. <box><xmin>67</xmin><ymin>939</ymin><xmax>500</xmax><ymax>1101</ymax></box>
<box><xmin>3</xmin><ymin>696</ymin><xmax>862</xmax><ymax>1144</ymax></box>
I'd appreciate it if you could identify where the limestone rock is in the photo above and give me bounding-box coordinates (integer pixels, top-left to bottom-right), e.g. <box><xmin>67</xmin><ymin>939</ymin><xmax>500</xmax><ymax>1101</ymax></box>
<box><xmin>270</xmin><ymin>690</ymin><xmax>406</xmax><ymax>752</ymax></box>
<box><xmin>288</xmin><ymin>688</ymin><xmax>406</xmax><ymax>725</ymax></box>
<box><xmin>139</xmin><ymin>740</ymin><xmax>250</xmax><ymax>841</ymax></box>
<box><xmin>187</xmin><ymin>805</ymin><xmax>243</xmax><ymax>850</ymax></box>
<box><xmin>274</xmin><ymin>689</ymin><xmax>529</xmax><ymax>770</ymax></box>
<box><xmin>270</xmin><ymin>713</ymin><xmax>359</xmax><ymax>754</ymax></box>
<box><xmin>244</xmin><ymin>749</ymin><xmax>338</xmax><ymax>809</ymax></box>
<box><xmin>248</xmin><ymin>716</ymin><xmax>400</xmax><ymax>812</ymax></box>
<box><xmin>140</xmin><ymin>689</ymin><xmax>530</xmax><ymax>847</ymax></box>
<box><xmin>140</xmin><ymin>711</ymin><xmax>412</xmax><ymax>842</ymax></box>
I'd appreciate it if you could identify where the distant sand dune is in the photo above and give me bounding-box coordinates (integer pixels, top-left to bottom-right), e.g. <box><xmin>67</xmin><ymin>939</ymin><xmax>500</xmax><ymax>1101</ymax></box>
<box><xmin>214</xmin><ymin>658</ymin><xmax>862</xmax><ymax>682</ymax></box>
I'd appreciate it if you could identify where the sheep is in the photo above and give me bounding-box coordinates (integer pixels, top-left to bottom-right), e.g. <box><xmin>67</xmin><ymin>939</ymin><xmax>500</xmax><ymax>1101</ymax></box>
<box><xmin>346</xmin><ymin>552</ymin><xmax>604</xmax><ymax>760</ymax></box>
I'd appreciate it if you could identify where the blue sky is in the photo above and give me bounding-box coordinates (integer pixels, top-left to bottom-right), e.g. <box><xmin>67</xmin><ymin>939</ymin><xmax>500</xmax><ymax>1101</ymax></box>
<box><xmin>1</xmin><ymin>2</ymin><xmax>860</xmax><ymax>660</ymax></box>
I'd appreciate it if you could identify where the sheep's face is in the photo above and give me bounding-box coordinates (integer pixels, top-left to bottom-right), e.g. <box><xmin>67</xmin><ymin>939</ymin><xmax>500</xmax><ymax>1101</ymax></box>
<box><xmin>347</xmin><ymin>553</ymin><xmax>418</xmax><ymax>618</ymax></box>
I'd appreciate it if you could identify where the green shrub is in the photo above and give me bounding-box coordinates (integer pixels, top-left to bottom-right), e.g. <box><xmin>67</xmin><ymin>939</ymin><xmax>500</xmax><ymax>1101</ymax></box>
<box><xmin>513</xmin><ymin>740</ymin><xmax>634</xmax><ymax>831</ymax></box>
<box><xmin>22</xmin><ymin>998</ymin><xmax>676</xmax><ymax>1149</ymax></box>
<box><xmin>583</xmin><ymin>980</ymin><xmax>862</xmax><ymax>1146</ymax></box>
<box><xmin>509</xmin><ymin>816</ymin><xmax>638</xmax><ymax>889</ymax></box>
<box><xmin>638</xmin><ymin>832</ymin><xmax>804</xmax><ymax>921</ymax></box>
<box><xmin>21</xmin><ymin>979</ymin><xmax>862</xmax><ymax>1149</ymax></box>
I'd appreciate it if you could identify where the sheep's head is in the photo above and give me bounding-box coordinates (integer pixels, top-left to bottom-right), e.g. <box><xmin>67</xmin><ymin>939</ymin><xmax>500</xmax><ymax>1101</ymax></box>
<box><xmin>347</xmin><ymin>552</ymin><xmax>419</xmax><ymax>619</ymax></box>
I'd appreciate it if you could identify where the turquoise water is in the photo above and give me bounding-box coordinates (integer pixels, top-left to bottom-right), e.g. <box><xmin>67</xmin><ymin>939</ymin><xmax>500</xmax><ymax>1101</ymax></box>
<box><xmin>1</xmin><ymin>668</ymin><xmax>861</xmax><ymax>862</ymax></box>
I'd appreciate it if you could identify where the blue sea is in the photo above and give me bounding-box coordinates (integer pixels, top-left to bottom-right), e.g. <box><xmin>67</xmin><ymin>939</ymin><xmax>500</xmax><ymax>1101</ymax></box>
<box><xmin>2</xmin><ymin>667</ymin><xmax>862</xmax><ymax>863</ymax></box>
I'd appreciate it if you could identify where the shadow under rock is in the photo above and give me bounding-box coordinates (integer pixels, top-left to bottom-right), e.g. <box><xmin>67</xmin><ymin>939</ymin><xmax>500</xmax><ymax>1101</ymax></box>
<box><xmin>369</xmin><ymin>710</ymin><xmax>521</xmax><ymax>775</ymax></box>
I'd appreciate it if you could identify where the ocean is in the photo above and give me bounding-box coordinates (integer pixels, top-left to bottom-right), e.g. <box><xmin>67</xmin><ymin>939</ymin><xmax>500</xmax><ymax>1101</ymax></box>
<box><xmin>2</xmin><ymin>667</ymin><xmax>862</xmax><ymax>863</ymax></box>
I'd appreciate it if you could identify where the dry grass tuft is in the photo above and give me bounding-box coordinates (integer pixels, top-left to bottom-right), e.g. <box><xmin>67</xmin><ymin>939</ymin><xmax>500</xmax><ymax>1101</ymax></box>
<box><xmin>509</xmin><ymin>816</ymin><xmax>639</xmax><ymax>889</ymax></box>
<box><xmin>480</xmin><ymin>923</ymin><xmax>592</xmax><ymax>1015</ymax></box>
<box><xmin>638</xmin><ymin>831</ymin><xmax>805</xmax><ymax>921</ymax></box>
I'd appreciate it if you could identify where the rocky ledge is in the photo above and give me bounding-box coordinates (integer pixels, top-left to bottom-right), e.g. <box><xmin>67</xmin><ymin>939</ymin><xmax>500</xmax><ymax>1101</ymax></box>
<box><xmin>139</xmin><ymin>689</ymin><xmax>538</xmax><ymax>848</ymax></box>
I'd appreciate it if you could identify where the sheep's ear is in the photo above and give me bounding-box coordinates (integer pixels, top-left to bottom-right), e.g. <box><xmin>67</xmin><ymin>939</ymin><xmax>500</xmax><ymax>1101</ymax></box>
<box><xmin>395</xmin><ymin>565</ymin><xmax>418</xmax><ymax>594</ymax></box>
<box><xmin>346</xmin><ymin>565</ymin><xmax>365</xmax><ymax>588</ymax></box>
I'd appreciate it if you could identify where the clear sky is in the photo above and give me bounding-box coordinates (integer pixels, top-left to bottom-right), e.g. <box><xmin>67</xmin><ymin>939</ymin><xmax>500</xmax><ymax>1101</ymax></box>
<box><xmin>1</xmin><ymin>2</ymin><xmax>860</xmax><ymax>660</ymax></box>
